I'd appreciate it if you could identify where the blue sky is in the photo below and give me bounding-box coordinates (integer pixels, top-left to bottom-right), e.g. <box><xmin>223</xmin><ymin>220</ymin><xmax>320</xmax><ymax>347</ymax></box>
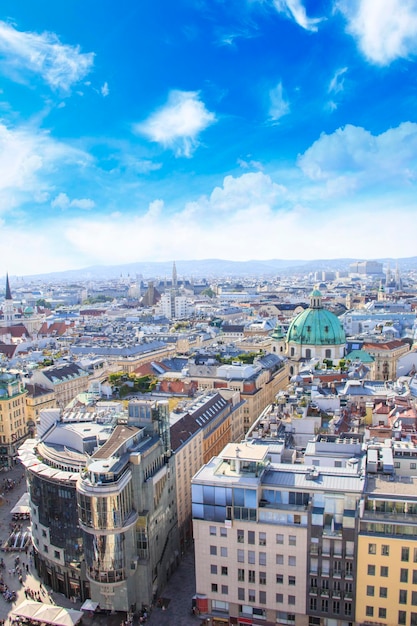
<box><xmin>1</xmin><ymin>0</ymin><xmax>417</xmax><ymax>275</ymax></box>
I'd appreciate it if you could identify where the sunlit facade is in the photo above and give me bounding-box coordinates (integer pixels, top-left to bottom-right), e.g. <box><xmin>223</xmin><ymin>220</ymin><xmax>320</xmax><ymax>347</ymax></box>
<box><xmin>20</xmin><ymin>400</ymin><xmax>180</xmax><ymax>612</ymax></box>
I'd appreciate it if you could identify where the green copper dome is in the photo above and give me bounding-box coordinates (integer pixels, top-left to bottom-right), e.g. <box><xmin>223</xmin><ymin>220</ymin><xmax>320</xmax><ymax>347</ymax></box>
<box><xmin>286</xmin><ymin>289</ymin><xmax>346</xmax><ymax>346</ymax></box>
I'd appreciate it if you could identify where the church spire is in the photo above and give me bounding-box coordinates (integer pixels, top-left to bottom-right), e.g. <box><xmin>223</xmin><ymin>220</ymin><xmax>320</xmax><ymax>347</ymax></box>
<box><xmin>5</xmin><ymin>274</ymin><xmax>12</xmax><ymax>300</ymax></box>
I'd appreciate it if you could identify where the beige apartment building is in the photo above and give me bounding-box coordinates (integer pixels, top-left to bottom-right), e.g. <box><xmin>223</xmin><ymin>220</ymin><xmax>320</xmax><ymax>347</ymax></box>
<box><xmin>363</xmin><ymin>339</ymin><xmax>409</xmax><ymax>381</ymax></box>
<box><xmin>25</xmin><ymin>382</ymin><xmax>56</xmax><ymax>425</ymax></box>
<box><xmin>30</xmin><ymin>362</ymin><xmax>90</xmax><ymax>408</ymax></box>
<box><xmin>187</xmin><ymin>355</ymin><xmax>288</xmax><ymax>435</ymax></box>
<box><xmin>170</xmin><ymin>391</ymin><xmax>244</xmax><ymax>552</ymax></box>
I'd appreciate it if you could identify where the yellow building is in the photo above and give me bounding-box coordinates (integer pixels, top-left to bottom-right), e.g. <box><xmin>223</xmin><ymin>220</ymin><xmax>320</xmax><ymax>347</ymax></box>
<box><xmin>0</xmin><ymin>371</ymin><xmax>28</xmax><ymax>468</ymax></box>
<box><xmin>356</xmin><ymin>474</ymin><xmax>417</xmax><ymax>626</ymax></box>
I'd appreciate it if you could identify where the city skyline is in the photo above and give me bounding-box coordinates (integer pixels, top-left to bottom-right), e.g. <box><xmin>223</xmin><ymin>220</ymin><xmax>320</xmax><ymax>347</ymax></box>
<box><xmin>1</xmin><ymin>0</ymin><xmax>417</xmax><ymax>274</ymax></box>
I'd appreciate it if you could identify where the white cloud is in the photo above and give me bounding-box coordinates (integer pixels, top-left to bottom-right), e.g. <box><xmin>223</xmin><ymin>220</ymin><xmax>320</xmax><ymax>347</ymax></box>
<box><xmin>328</xmin><ymin>67</ymin><xmax>348</xmax><ymax>94</ymax></box>
<box><xmin>338</xmin><ymin>0</ymin><xmax>417</xmax><ymax>65</ymax></box>
<box><xmin>101</xmin><ymin>82</ymin><xmax>109</xmax><ymax>97</ymax></box>
<box><xmin>0</xmin><ymin>20</ymin><xmax>94</xmax><ymax>91</ymax></box>
<box><xmin>1</xmin><ymin>156</ymin><xmax>417</xmax><ymax>275</ymax></box>
<box><xmin>51</xmin><ymin>193</ymin><xmax>95</xmax><ymax>210</ymax></box>
<box><xmin>272</xmin><ymin>0</ymin><xmax>324</xmax><ymax>31</ymax></box>
<box><xmin>134</xmin><ymin>90</ymin><xmax>216</xmax><ymax>157</ymax></box>
<box><xmin>297</xmin><ymin>122</ymin><xmax>417</xmax><ymax>188</ymax></box>
<box><xmin>0</xmin><ymin>122</ymin><xmax>91</xmax><ymax>214</ymax></box>
<box><xmin>268</xmin><ymin>82</ymin><xmax>290</xmax><ymax>123</ymax></box>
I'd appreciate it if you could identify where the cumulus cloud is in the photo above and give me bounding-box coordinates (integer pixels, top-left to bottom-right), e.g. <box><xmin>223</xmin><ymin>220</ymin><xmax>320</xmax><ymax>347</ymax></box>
<box><xmin>0</xmin><ymin>122</ymin><xmax>91</xmax><ymax>213</ymax></box>
<box><xmin>272</xmin><ymin>0</ymin><xmax>324</xmax><ymax>31</ymax></box>
<box><xmin>1</xmin><ymin>156</ymin><xmax>417</xmax><ymax>275</ymax></box>
<box><xmin>134</xmin><ymin>90</ymin><xmax>216</xmax><ymax>157</ymax></box>
<box><xmin>297</xmin><ymin>122</ymin><xmax>417</xmax><ymax>188</ymax></box>
<box><xmin>0</xmin><ymin>20</ymin><xmax>94</xmax><ymax>91</ymax></box>
<box><xmin>51</xmin><ymin>193</ymin><xmax>95</xmax><ymax>210</ymax></box>
<box><xmin>338</xmin><ymin>0</ymin><xmax>417</xmax><ymax>65</ymax></box>
<box><xmin>268</xmin><ymin>82</ymin><xmax>290</xmax><ymax>123</ymax></box>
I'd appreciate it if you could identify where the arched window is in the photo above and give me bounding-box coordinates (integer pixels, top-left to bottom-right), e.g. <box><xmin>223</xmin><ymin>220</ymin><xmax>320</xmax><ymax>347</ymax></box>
<box><xmin>325</xmin><ymin>349</ymin><xmax>331</xmax><ymax>359</ymax></box>
<box><xmin>305</xmin><ymin>349</ymin><xmax>311</xmax><ymax>359</ymax></box>
<box><xmin>291</xmin><ymin>347</ymin><xmax>295</xmax><ymax>356</ymax></box>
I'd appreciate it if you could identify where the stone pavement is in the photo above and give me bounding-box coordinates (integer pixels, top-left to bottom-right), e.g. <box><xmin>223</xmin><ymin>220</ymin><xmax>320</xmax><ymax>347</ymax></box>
<box><xmin>145</xmin><ymin>548</ymin><xmax>200</xmax><ymax>626</ymax></box>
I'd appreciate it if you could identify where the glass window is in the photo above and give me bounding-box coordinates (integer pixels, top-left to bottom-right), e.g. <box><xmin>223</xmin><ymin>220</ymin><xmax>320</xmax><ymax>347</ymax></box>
<box><xmin>379</xmin><ymin>608</ymin><xmax>387</xmax><ymax>619</ymax></box>
<box><xmin>288</xmin><ymin>595</ymin><xmax>296</xmax><ymax>605</ymax></box>
<box><xmin>289</xmin><ymin>535</ymin><xmax>296</xmax><ymax>546</ymax></box>
<box><xmin>368</xmin><ymin>543</ymin><xmax>376</xmax><ymax>554</ymax></box>
<box><xmin>259</xmin><ymin>532</ymin><xmax>266</xmax><ymax>546</ymax></box>
<box><xmin>220</xmin><ymin>527</ymin><xmax>227</xmax><ymax>537</ymax></box>
<box><xmin>367</xmin><ymin>564</ymin><xmax>375</xmax><ymax>576</ymax></box>
<box><xmin>276</xmin><ymin>574</ymin><xmax>284</xmax><ymax>584</ymax></box>
<box><xmin>401</xmin><ymin>568</ymin><xmax>409</xmax><ymax>583</ymax></box>
<box><xmin>412</xmin><ymin>591</ymin><xmax>417</xmax><ymax>606</ymax></box>
<box><xmin>413</xmin><ymin>570</ymin><xmax>417</xmax><ymax>584</ymax></box>
<box><xmin>412</xmin><ymin>614</ymin><xmax>417</xmax><ymax>626</ymax></box>
<box><xmin>211</xmin><ymin>583</ymin><xmax>218</xmax><ymax>593</ymax></box>
<box><xmin>248</xmin><ymin>589</ymin><xmax>256</xmax><ymax>603</ymax></box>
<box><xmin>221</xmin><ymin>585</ymin><xmax>228</xmax><ymax>595</ymax></box>
<box><xmin>248</xmin><ymin>570</ymin><xmax>255</xmax><ymax>583</ymax></box>
<box><xmin>237</xmin><ymin>549</ymin><xmax>244</xmax><ymax>563</ymax></box>
<box><xmin>381</xmin><ymin>544</ymin><xmax>389</xmax><ymax>556</ymax></box>
<box><xmin>220</xmin><ymin>547</ymin><xmax>227</xmax><ymax>557</ymax></box>
<box><xmin>379</xmin><ymin>587</ymin><xmax>388</xmax><ymax>598</ymax></box>
<box><xmin>211</xmin><ymin>564</ymin><xmax>217</xmax><ymax>574</ymax></box>
<box><xmin>238</xmin><ymin>588</ymin><xmax>245</xmax><ymax>601</ymax></box>
<box><xmin>276</xmin><ymin>593</ymin><xmax>283</xmax><ymax>603</ymax></box>
<box><xmin>248</xmin><ymin>550</ymin><xmax>255</xmax><ymax>564</ymax></box>
<box><xmin>210</xmin><ymin>545</ymin><xmax>217</xmax><ymax>555</ymax></box>
<box><xmin>366</xmin><ymin>586</ymin><xmax>375</xmax><ymax>597</ymax></box>
<box><xmin>276</xmin><ymin>554</ymin><xmax>284</xmax><ymax>565</ymax></box>
<box><xmin>366</xmin><ymin>606</ymin><xmax>374</xmax><ymax>617</ymax></box>
<box><xmin>259</xmin><ymin>572</ymin><xmax>266</xmax><ymax>585</ymax></box>
<box><xmin>238</xmin><ymin>568</ymin><xmax>244</xmax><ymax>582</ymax></box>
<box><xmin>210</xmin><ymin>526</ymin><xmax>216</xmax><ymax>535</ymax></box>
<box><xmin>259</xmin><ymin>552</ymin><xmax>266</xmax><ymax>566</ymax></box>
<box><xmin>248</xmin><ymin>531</ymin><xmax>255</xmax><ymax>545</ymax></box>
<box><xmin>289</xmin><ymin>576</ymin><xmax>296</xmax><ymax>586</ymax></box>
<box><xmin>237</xmin><ymin>529</ymin><xmax>244</xmax><ymax>543</ymax></box>
<box><xmin>399</xmin><ymin>589</ymin><xmax>408</xmax><ymax>604</ymax></box>
<box><xmin>289</xmin><ymin>556</ymin><xmax>296</xmax><ymax>566</ymax></box>
<box><xmin>402</xmin><ymin>547</ymin><xmax>410</xmax><ymax>562</ymax></box>
<box><xmin>221</xmin><ymin>566</ymin><xmax>228</xmax><ymax>576</ymax></box>
<box><xmin>380</xmin><ymin>566</ymin><xmax>389</xmax><ymax>577</ymax></box>
<box><xmin>259</xmin><ymin>591</ymin><xmax>266</xmax><ymax>604</ymax></box>
<box><xmin>276</xmin><ymin>533</ymin><xmax>284</xmax><ymax>544</ymax></box>
<box><xmin>399</xmin><ymin>611</ymin><xmax>406</xmax><ymax>625</ymax></box>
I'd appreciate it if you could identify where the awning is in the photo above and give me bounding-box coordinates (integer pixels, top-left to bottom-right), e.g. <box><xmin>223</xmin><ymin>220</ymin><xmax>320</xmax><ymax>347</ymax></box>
<box><xmin>10</xmin><ymin>492</ymin><xmax>30</xmax><ymax>515</ymax></box>
<box><xmin>12</xmin><ymin>600</ymin><xmax>83</xmax><ymax>626</ymax></box>
<box><xmin>81</xmin><ymin>599</ymin><xmax>99</xmax><ymax>611</ymax></box>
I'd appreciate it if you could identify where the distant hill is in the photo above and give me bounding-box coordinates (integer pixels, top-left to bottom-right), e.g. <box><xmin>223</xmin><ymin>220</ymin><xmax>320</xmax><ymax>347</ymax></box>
<box><xmin>10</xmin><ymin>256</ymin><xmax>417</xmax><ymax>282</ymax></box>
